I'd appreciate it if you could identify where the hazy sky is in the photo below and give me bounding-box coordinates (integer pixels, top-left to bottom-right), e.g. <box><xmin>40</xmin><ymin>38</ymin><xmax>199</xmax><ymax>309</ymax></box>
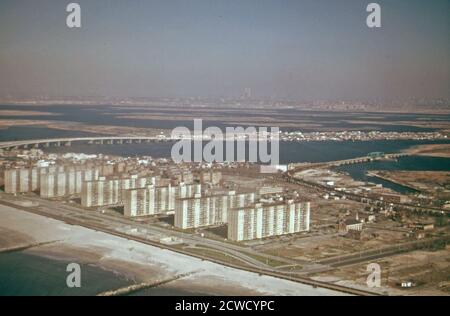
<box><xmin>0</xmin><ymin>0</ymin><xmax>449</xmax><ymax>100</ymax></box>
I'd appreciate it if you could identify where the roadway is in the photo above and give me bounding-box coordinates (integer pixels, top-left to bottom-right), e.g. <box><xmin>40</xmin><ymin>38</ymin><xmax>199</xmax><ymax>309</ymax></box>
<box><xmin>0</xmin><ymin>193</ymin><xmax>297</xmax><ymax>270</ymax></box>
<box><xmin>0</xmin><ymin>193</ymin><xmax>378</xmax><ymax>296</ymax></box>
<box><xmin>6</xmin><ymin>189</ymin><xmax>443</xmax><ymax>295</ymax></box>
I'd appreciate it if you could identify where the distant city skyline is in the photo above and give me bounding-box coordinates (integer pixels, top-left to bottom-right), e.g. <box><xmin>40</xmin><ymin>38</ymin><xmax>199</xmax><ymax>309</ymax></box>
<box><xmin>0</xmin><ymin>0</ymin><xmax>449</xmax><ymax>101</ymax></box>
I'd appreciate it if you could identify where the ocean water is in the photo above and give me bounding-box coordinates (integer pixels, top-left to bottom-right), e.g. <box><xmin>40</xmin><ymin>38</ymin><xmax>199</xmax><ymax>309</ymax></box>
<box><xmin>0</xmin><ymin>251</ymin><xmax>132</xmax><ymax>296</ymax></box>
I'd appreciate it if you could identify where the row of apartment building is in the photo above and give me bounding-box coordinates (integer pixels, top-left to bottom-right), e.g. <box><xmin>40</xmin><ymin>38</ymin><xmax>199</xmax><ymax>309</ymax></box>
<box><xmin>3</xmin><ymin>166</ymin><xmax>309</xmax><ymax>242</ymax></box>
<box><xmin>40</xmin><ymin>169</ymin><xmax>100</xmax><ymax>198</ymax></box>
<box><xmin>123</xmin><ymin>183</ymin><xmax>310</xmax><ymax>242</ymax></box>
<box><xmin>4</xmin><ymin>167</ymin><xmax>43</xmax><ymax>193</ymax></box>
<box><xmin>4</xmin><ymin>166</ymin><xmax>100</xmax><ymax>197</ymax></box>
<box><xmin>124</xmin><ymin>183</ymin><xmax>202</xmax><ymax>217</ymax></box>
<box><xmin>81</xmin><ymin>174</ymin><xmax>156</xmax><ymax>207</ymax></box>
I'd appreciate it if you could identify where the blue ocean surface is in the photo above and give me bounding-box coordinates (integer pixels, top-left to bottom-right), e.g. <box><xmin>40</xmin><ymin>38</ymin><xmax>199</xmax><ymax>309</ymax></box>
<box><xmin>0</xmin><ymin>251</ymin><xmax>132</xmax><ymax>296</ymax></box>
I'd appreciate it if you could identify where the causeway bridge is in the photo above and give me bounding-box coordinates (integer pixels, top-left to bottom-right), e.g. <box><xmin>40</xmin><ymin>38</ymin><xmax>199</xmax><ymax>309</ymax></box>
<box><xmin>324</xmin><ymin>153</ymin><xmax>409</xmax><ymax>167</ymax></box>
<box><xmin>287</xmin><ymin>152</ymin><xmax>410</xmax><ymax>173</ymax></box>
<box><xmin>0</xmin><ymin>136</ymin><xmax>175</xmax><ymax>150</ymax></box>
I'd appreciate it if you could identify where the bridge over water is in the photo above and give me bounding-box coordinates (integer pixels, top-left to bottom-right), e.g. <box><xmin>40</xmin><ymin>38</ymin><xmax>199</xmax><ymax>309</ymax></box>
<box><xmin>0</xmin><ymin>136</ymin><xmax>176</xmax><ymax>150</ymax></box>
<box><xmin>287</xmin><ymin>152</ymin><xmax>410</xmax><ymax>173</ymax></box>
<box><xmin>325</xmin><ymin>153</ymin><xmax>410</xmax><ymax>167</ymax></box>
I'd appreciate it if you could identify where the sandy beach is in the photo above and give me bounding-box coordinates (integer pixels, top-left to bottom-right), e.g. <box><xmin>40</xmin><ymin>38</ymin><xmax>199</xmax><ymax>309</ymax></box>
<box><xmin>0</xmin><ymin>204</ymin><xmax>347</xmax><ymax>296</ymax></box>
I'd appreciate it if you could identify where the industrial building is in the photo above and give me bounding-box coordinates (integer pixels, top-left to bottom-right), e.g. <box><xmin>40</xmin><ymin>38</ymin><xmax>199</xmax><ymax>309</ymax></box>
<box><xmin>228</xmin><ymin>200</ymin><xmax>310</xmax><ymax>242</ymax></box>
<box><xmin>338</xmin><ymin>218</ymin><xmax>364</xmax><ymax>234</ymax></box>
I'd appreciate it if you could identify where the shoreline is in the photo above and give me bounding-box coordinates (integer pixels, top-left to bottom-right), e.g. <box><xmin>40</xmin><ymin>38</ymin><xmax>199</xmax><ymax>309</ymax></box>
<box><xmin>366</xmin><ymin>171</ymin><xmax>420</xmax><ymax>193</ymax></box>
<box><xmin>0</xmin><ymin>203</ymin><xmax>349</xmax><ymax>296</ymax></box>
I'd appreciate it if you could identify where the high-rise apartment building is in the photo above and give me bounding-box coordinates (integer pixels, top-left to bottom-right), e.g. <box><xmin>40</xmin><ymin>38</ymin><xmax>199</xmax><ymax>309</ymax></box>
<box><xmin>40</xmin><ymin>172</ymin><xmax>67</xmax><ymax>198</ymax></box>
<box><xmin>4</xmin><ymin>165</ymin><xmax>101</xmax><ymax>196</ymax></box>
<box><xmin>40</xmin><ymin>167</ymin><xmax>100</xmax><ymax>198</ymax></box>
<box><xmin>228</xmin><ymin>200</ymin><xmax>310</xmax><ymax>242</ymax></box>
<box><xmin>124</xmin><ymin>183</ymin><xmax>201</xmax><ymax>217</ymax></box>
<box><xmin>4</xmin><ymin>167</ymin><xmax>47</xmax><ymax>194</ymax></box>
<box><xmin>174</xmin><ymin>191</ymin><xmax>255</xmax><ymax>229</ymax></box>
<box><xmin>81</xmin><ymin>175</ymin><xmax>154</xmax><ymax>207</ymax></box>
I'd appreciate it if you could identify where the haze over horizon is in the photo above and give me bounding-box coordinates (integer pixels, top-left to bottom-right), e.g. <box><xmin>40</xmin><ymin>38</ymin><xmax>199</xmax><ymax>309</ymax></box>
<box><xmin>0</xmin><ymin>0</ymin><xmax>449</xmax><ymax>101</ymax></box>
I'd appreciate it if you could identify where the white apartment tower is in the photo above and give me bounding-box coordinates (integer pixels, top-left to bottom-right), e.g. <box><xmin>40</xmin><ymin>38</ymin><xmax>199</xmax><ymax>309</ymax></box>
<box><xmin>174</xmin><ymin>191</ymin><xmax>256</xmax><ymax>229</ymax></box>
<box><xmin>81</xmin><ymin>175</ymin><xmax>154</xmax><ymax>208</ymax></box>
<box><xmin>4</xmin><ymin>166</ymin><xmax>100</xmax><ymax>197</ymax></box>
<box><xmin>228</xmin><ymin>200</ymin><xmax>310</xmax><ymax>242</ymax></box>
<box><xmin>4</xmin><ymin>167</ymin><xmax>46</xmax><ymax>194</ymax></box>
<box><xmin>124</xmin><ymin>183</ymin><xmax>201</xmax><ymax>217</ymax></box>
<box><xmin>40</xmin><ymin>172</ymin><xmax>67</xmax><ymax>198</ymax></box>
